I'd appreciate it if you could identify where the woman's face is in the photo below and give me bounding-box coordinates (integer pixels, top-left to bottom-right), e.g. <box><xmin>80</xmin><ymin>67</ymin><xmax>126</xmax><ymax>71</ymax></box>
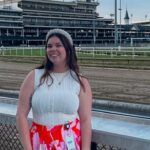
<box><xmin>46</xmin><ymin>36</ymin><xmax>67</xmax><ymax>66</ymax></box>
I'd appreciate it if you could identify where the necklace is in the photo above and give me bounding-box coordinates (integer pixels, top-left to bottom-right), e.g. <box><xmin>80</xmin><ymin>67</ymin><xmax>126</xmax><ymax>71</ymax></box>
<box><xmin>53</xmin><ymin>71</ymin><xmax>69</xmax><ymax>85</ymax></box>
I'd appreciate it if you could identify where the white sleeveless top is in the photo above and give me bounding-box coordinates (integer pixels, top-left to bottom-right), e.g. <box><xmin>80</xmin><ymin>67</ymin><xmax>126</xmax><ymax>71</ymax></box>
<box><xmin>31</xmin><ymin>69</ymin><xmax>80</xmax><ymax>126</ymax></box>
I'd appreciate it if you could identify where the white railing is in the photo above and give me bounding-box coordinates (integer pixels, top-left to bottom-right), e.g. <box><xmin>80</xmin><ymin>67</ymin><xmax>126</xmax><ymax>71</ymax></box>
<box><xmin>0</xmin><ymin>102</ymin><xmax>150</xmax><ymax>150</ymax></box>
<box><xmin>0</xmin><ymin>46</ymin><xmax>150</xmax><ymax>58</ymax></box>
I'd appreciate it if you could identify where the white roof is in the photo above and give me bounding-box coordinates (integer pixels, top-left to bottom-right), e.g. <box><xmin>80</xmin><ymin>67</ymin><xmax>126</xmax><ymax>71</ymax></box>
<box><xmin>0</xmin><ymin>2</ymin><xmax>22</xmax><ymax>11</ymax></box>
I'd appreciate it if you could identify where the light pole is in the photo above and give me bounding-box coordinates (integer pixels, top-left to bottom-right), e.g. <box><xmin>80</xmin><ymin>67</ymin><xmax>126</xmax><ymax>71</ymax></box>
<box><xmin>145</xmin><ymin>14</ymin><xmax>147</xmax><ymax>21</ymax></box>
<box><xmin>114</xmin><ymin>0</ymin><xmax>118</xmax><ymax>47</ymax></box>
<box><xmin>93</xmin><ymin>9</ymin><xmax>96</xmax><ymax>56</ymax></box>
<box><xmin>118</xmin><ymin>0</ymin><xmax>122</xmax><ymax>46</ymax></box>
<box><xmin>131</xmin><ymin>14</ymin><xmax>133</xmax><ymax>24</ymax></box>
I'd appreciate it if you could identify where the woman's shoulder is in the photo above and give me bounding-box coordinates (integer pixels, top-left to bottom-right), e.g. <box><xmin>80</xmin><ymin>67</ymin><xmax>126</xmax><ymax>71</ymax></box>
<box><xmin>25</xmin><ymin>68</ymin><xmax>44</xmax><ymax>83</ymax></box>
<box><xmin>79</xmin><ymin>74</ymin><xmax>92</xmax><ymax>92</ymax></box>
<box><xmin>34</xmin><ymin>68</ymin><xmax>45</xmax><ymax>76</ymax></box>
<box><xmin>70</xmin><ymin>70</ymin><xmax>87</xmax><ymax>83</ymax></box>
<box><xmin>25</xmin><ymin>69</ymin><xmax>35</xmax><ymax>80</ymax></box>
<box><xmin>20</xmin><ymin>70</ymin><xmax>35</xmax><ymax>92</ymax></box>
<box><xmin>80</xmin><ymin>76</ymin><xmax>89</xmax><ymax>86</ymax></box>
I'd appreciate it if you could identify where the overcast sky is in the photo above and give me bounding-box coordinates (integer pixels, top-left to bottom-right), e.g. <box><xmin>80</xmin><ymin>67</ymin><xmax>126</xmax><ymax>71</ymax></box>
<box><xmin>97</xmin><ymin>0</ymin><xmax>150</xmax><ymax>23</ymax></box>
<box><xmin>0</xmin><ymin>0</ymin><xmax>150</xmax><ymax>23</ymax></box>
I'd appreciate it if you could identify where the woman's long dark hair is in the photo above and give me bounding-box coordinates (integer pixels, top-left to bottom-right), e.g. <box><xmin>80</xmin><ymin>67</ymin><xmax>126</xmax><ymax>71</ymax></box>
<box><xmin>36</xmin><ymin>32</ymin><xmax>85</xmax><ymax>90</ymax></box>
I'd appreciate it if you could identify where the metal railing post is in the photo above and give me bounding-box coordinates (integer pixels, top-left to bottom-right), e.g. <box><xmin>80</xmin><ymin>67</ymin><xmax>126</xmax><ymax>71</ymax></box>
<box><xmin>91</xmin><ymin>142</ymin><xmax>97</xmax><ymax>150</ymax></box>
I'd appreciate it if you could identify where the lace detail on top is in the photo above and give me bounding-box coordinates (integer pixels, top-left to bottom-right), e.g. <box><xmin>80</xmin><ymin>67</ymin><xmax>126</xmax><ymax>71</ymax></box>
<box><xmin>31</xmin><ymin>69</ymin><xmax>80</xmax><ymax>126</ymax></box>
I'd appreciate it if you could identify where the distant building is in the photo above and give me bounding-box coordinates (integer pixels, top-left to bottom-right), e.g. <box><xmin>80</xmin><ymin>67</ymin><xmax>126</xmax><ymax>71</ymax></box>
<box><xmin>0</xmin><ymin>0</ymin><xmax>114</xmax><ymax>46</ymax></box>
<box><xmin>121</xmin><ymin>10</ymin><xmax>150</xmax><ymax>46</ymax></box>
<box><xmin>0</xmin><ymin>0</ymin><xmax>150</xmax><ymax>47</ymax></box>
<box><xmin>133</xmin><ymin>21</ymin><xmax>150</xmax><ymax>26</ymax></box>
<box><xmin>124</xmin><ymin>9</ymin><xmax>130</xmax><ymax>25</ymax></box>
<box><xmin>0</xmin><ymin>3</ymin><xmax>23</xmax><ymax>46</ymax></box>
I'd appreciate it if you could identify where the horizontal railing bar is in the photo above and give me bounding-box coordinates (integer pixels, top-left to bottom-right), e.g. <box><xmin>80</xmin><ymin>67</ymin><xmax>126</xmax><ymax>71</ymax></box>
<box><xmin>0</xmin><ymin>104</ymin><xmax>150</xmax><ymax>150</ymax></box>
<box><xmin>93</xmin><ymin>108</ymin><xmax>150</xmax><ymax>120</ymax></box>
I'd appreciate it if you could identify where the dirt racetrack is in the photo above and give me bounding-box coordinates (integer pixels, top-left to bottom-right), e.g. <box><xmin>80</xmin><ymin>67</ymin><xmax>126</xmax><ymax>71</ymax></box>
<box><xmin>0</xmin><ymin>60</ymin><xmax>150</xmax><ymax>104</ymax></box>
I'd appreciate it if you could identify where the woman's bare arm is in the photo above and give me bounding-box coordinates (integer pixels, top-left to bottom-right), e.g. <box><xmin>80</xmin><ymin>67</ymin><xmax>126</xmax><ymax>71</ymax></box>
<box><xmin>16</xmin><ymin>70</ymin><xmax>35</xmax><ymax>150</ymax></box>
<box><xmin>78</xmin><ymin>77</ymin><xmax>92</xmax><ymax>150</ymax></box>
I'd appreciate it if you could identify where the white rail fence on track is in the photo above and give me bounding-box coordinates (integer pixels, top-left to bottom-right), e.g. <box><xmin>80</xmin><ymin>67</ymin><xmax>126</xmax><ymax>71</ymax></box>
<box><xmin>0</xmin><ymin>46</ymin><xmax>150</xmax><ymax>58</ymax></box>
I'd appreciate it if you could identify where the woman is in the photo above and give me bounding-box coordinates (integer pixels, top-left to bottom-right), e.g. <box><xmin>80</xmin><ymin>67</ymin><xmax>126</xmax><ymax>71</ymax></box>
<box><xmin>16</xmin><ymin>29</ymin><xmax>92</xmax><ymax>150</ymax></box>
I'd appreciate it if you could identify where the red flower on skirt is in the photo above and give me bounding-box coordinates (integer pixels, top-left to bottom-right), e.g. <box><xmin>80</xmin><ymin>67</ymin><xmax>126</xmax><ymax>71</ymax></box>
<box><xmin>30</xmin><ymin>118</ymin><xmax>81</xmax><ymax>150</ymax></box>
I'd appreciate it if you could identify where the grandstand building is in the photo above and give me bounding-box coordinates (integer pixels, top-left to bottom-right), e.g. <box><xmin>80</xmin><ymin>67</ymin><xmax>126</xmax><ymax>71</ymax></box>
<box><xmin>0</xmin><ymin>0</ymin><xmax>114</xmax><ymax>46</ymax></box>
<box><xmin>0</xmin><ymin>3</ymin><xmax>23</xmax><ymax>46</ymax></box>
<box><xmin>0</xmin><ymin>0</ymin><xmax>150</xmax><ymax>46</ymax></box>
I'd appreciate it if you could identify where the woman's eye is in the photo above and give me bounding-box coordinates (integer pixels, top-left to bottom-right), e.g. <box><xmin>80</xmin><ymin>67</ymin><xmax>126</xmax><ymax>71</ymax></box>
<box><xmin>47</xmin><ymin>44</ymin><xmax>63</xmax><ymax>48</ymax></box>
<box><xmin>47</xmin><ymin>45</ymin><xmax>52</xmax><ymax>48</ymax></box>
<box><xmin>56</xmin><ymin>44</ymin><xmax>62</xmax><ymax>48</ymax></box>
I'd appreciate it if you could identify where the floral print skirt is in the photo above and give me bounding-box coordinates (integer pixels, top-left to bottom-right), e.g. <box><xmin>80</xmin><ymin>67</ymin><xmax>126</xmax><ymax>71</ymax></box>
<box><xmin>30</xmin><ymin>118</ymin><xmax>81</xmax><ymax>150</ymax></box>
